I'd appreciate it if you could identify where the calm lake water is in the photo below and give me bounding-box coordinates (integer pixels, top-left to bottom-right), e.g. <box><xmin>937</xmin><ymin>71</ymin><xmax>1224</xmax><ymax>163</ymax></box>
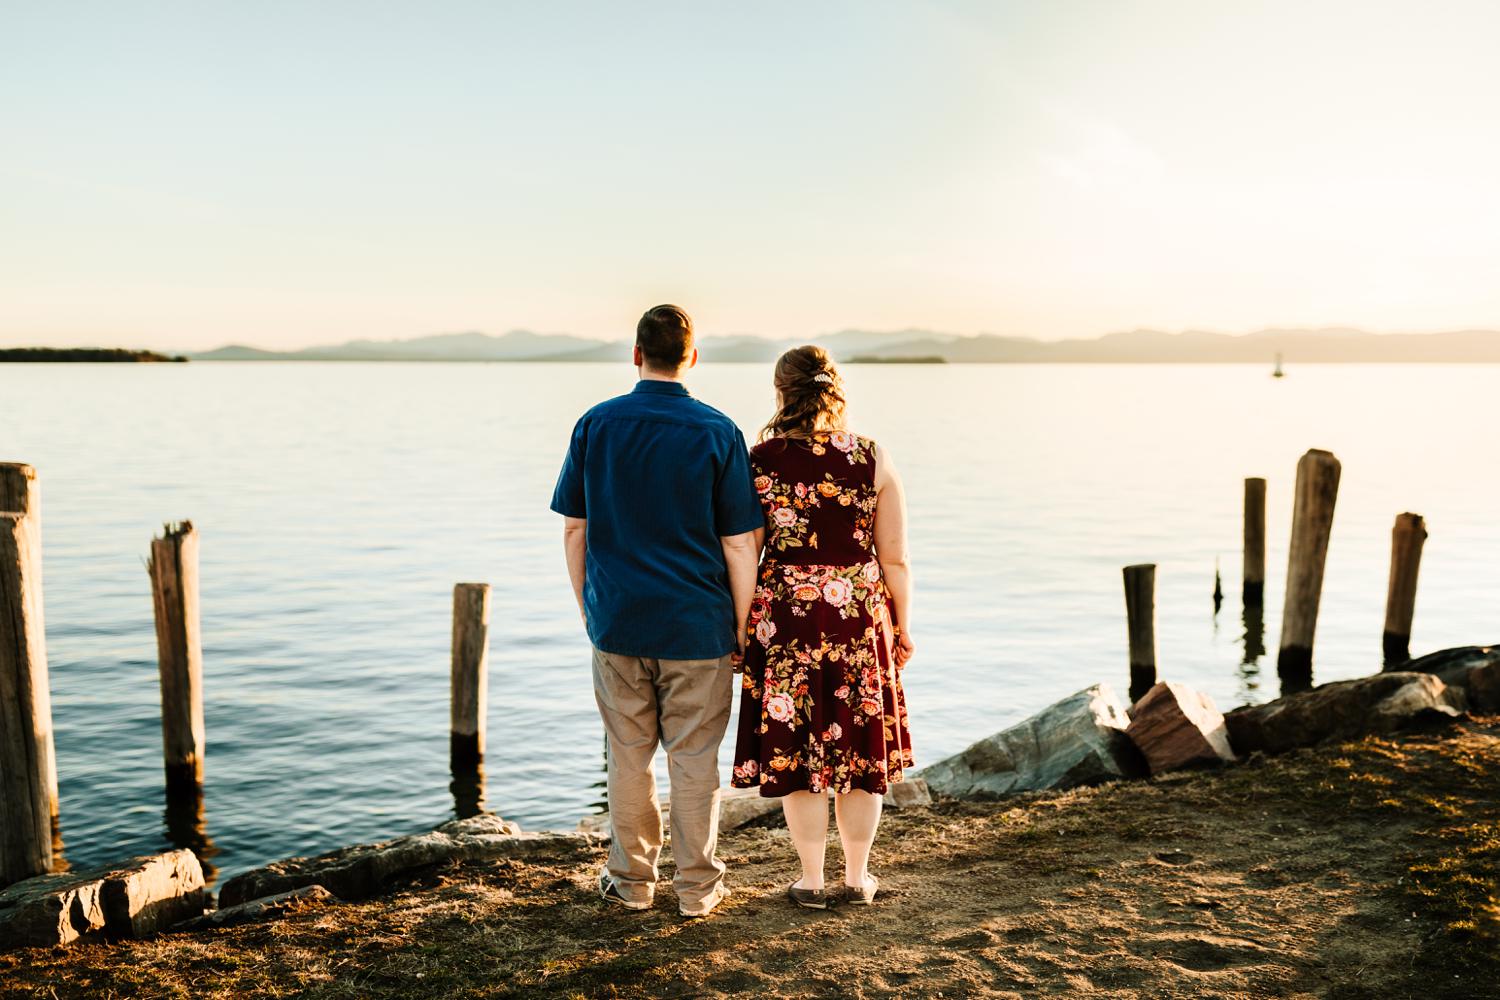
<box><xmin>6</xmin><ymin>361</ymin><xmax>1498</xmax><ymax>885</ymax></box>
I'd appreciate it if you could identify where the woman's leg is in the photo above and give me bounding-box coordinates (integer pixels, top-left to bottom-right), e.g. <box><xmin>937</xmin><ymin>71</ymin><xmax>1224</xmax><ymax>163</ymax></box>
<box><xmin>780</xmin><ymin>790</ymin><xmax>829</xmax><ymax>891</ymax></box>
<box><xmin>833</xmin><ymin>790</ymin><xmax>883</xmax><ymax>888</ymax></box>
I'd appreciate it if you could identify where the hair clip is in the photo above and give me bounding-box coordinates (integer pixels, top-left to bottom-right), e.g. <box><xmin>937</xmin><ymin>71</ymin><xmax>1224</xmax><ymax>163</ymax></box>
<box><xmin>813</xmin><ymin>372</ymin><xmax>834</xmax><ymax>384</ymax></box>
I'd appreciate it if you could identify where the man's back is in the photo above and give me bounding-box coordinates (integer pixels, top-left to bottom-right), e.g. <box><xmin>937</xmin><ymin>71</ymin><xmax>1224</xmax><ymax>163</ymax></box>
<box><xmin>550</xmin><ymin>379</ymin><xmax>762</xmax><ymax>660</ymax></box>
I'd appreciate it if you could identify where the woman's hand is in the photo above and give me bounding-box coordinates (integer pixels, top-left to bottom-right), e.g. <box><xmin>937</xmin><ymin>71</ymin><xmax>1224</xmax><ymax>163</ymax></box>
<box><xmin>894</xmin><ymin>631</ymin><xmax>915</xmax><ymax>670</ymax></box>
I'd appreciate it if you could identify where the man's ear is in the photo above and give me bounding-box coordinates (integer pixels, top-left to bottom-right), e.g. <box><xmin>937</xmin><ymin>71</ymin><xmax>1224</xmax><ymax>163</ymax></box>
<box><xmin>632</xmin><ymin>344</ymin><xmax>643</xmax><ymax>368</ymax></box>
<box><xmin>687</xmin><ymin>347</ymin><xmax>699</xmax><ymax>369</ymax></box>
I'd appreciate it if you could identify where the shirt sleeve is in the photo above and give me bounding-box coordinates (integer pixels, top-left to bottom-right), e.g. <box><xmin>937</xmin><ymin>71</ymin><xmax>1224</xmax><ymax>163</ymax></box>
<box><xmin>714</xmin><ymin>429</ymin><xmax>765</xmax><ymax>536</ymax></box>
<box><xmin>549</xmin><ymin>418</ymin><xmax>588</xmax><ymax>518</ymax></box>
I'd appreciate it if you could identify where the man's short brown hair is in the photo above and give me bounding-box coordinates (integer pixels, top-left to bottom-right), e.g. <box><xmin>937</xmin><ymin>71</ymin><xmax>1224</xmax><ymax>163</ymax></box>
<box><xmin>636</xmin><ymin>304</ymin><xmax>694</xmax><ymax>371</ymax></box>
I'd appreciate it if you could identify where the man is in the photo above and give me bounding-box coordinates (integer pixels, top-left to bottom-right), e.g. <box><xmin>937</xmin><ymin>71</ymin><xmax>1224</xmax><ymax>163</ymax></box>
<box><xmin>550</xmin><ymin>304</ymin><xmax>763</xmax><ymax>918</ymax></box>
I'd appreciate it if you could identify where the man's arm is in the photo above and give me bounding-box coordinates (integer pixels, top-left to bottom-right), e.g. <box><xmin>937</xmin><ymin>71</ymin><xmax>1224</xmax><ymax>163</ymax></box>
<box><xmin>720</xmin><ymin>527</ymin><xmax>763</xmax><ymax>652</ymax></box>
<box><xmin>563</xmin><ymin>516</ymin><xmax>587</xmax><ymax>625</ymax></box>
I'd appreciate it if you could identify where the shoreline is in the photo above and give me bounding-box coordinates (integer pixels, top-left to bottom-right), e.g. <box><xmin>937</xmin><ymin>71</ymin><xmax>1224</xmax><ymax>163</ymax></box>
<box><xmin>3</xmin><ymin>715</ymin><xmax>1495</xmax><ymax>997</ymax></box>
<box><xmin>3</xmin><ymin>648</ymin><xmax>1497</xmax><ymax>997</ymax></box>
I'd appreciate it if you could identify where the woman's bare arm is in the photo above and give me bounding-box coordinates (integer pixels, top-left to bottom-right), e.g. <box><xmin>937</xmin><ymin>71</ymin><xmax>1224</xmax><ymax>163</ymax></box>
<box><xmin>872</xmin><ymin>444</ymin><xmax>914</xmax><ymax>667</ymax></box>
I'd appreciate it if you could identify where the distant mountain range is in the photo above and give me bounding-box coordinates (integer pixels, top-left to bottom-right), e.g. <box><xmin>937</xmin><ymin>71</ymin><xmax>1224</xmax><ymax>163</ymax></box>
<box><xmin>187</xmin><ymin>327</ymin><xmax>1500</xmax><ymax>364</ymax></box>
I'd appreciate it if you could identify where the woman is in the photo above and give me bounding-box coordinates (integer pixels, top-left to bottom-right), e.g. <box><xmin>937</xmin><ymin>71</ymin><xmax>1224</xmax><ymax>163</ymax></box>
<box><xmin>730</xmin><ymin>345</ymin><xmax>915</xmax><ymax>910</ymax></box>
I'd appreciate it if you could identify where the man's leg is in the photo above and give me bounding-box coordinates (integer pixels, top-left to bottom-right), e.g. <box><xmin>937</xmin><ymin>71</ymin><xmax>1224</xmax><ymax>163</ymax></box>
<box><xmin>591</xmin><ymin>647</ymin><xmax>663</xmax><ymax>905</ymax></box>
<box><xmin>655</xmin><ymin>654</ymin><xmax>735</xmax><ymax>913</ymax></box>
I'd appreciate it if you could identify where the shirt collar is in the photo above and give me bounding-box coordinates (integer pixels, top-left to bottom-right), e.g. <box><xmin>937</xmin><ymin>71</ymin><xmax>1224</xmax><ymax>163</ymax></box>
<box><xmin>632</xmin><ymin>379</ymin><xmax>690</xmax><ymax>397</ymax></box>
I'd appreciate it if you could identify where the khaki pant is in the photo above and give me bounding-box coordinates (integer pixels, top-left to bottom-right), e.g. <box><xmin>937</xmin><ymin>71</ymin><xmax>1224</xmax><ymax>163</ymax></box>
<box><xmin>590</xmin><ymin>646</ymin><xmax>734</xmax><ymax>913</ymax></box>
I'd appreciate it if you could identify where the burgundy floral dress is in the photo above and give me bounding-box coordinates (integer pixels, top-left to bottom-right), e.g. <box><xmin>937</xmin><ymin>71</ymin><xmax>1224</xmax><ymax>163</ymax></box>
<box><xmin>731</xmin><ymin>430</ymin><xmax>914</xmax><ymax>796</ymax></box>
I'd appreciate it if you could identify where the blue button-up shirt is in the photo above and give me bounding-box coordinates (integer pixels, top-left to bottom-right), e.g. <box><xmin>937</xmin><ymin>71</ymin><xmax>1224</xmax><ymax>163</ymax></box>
<box><xmin>550</xmin><ymin>379</ymin><xmax>763</xmax><ymax>660</ymax></box>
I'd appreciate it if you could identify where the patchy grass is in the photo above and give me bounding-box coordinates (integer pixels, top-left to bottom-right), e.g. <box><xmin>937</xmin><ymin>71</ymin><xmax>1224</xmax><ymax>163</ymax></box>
<box><xmin>2</xmin><ymin>720</ymin><xmax>1497</xmax><ymax>999</ymax></box>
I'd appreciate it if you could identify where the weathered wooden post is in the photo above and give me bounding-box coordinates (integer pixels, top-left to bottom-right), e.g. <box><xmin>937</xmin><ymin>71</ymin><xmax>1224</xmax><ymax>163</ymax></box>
<box><xmin>0</xmin><ymin>509</ymin><xmax>56</xmax><ymax>884</ymax></box>
<box><xmin>1382</xmin><ymin>513</ymin><xmax>1427</xmax><ymax>667</ymax></box>
<box><xmin>1123</xmin><ymin>564</ymin><xmax>1157</xmax><ymax>703</ymax></box>
<box><xmin>0</xmin><ymin>463</ymin><xmax>59</xmax><ymax>849</ymax></box>
<box><xmin>1277</xmin><ymin>449</ymin><xmax>1341</xmax><ymax>690</ymax></box>
<box><xmin>450</xmin><ymin>583</ymin><xmax>491</xmax><ymax>768</ymax></box>
<box><xmin>1243</xmin><ymin>477</ymin><xmax>1266</xmax><ymax>604</ymax></box>
<box><xmin>148</xmin><ymin>522</ymin><xmax>205</xmax><ymax>796</ymax></box>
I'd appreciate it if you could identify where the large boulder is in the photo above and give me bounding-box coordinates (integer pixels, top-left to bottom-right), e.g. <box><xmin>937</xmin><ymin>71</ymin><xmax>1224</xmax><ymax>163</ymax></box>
<box><xmin>0</xmin><ymin>849</ymin><xmax>205</xmax><ymax>950</ymax></box>
<box><xmin>1223</xmin><ymin>671</ymin><xmax>1462</xmax><ymax>756</ymax></box>
<box><xmin>100</xmin><ymin>850</ymin><xmax>207</xmax><ymax>939</ymax></box>
<box><xmin>1126</xmin><ymin>682</ymin><xmax>1236</xmax><ymax>774</ymax></box>
<box><xmin>920</xmin><ymin>684</ymin><xmax>1144</xmax><ymax>799</ymax></box>
<box><xmin>173</xmin><ymin>885</ymin><xmax>333</xmax><ymax>933</ymax></box>
<box><xmin>218</xmin><ymin>814</ymin><xmax>602</xmax><ymax>908</ymax></box>
<box><xmin>1401</xmin><ymin>645</ymin><xmax>1500</xmax><ymax>712</ymax></box>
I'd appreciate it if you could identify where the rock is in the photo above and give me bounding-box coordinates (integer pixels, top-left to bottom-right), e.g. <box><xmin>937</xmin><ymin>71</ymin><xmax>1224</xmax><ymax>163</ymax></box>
<box><xmin>217</xmin><ymin>814</ymin><xmax>602</xmax><ymax>908</ymax></box>
<box><xmin>1126</xmin><ymin>682</ymin><xmax>1236</xmax><ymax>774</ymax></box>
<box><xmin>1401</xmin><ymin>645</ymin><xmax>1500</xmax><ymax>712</ymax></box>
<box><xmin>100</xmin><ymin>850</ymin><xmax>207</xmax><ymax>939</ymax></box>
<box><xmin>0</xmin><ymin>869</ymin><xmax>107</xmax><ymax>949</ymax></box>
<box><xmin>920</xmin><ymin>684</ymin><xmax>1144</xmax><ymax>799</ymax></box>
<box><xmin>1466</xmin><ymin>659</ymin><xmax>1500</xmax><ymax>714</ymax></box>
<box><xmin>1223</xmin><ymin>671</ymin><xmax>1461</xmax><ymax>756</ymax></box>
<box><xmin>884</xmin><ymin>776</ymin><xmax>933</xmax><ymax>809</ymax></box>
<box><xmin>0</xmin><ymin>849</ymin><xmax>205</xmax><ymax>950</ymax></box>
<box><xmin>716</xmin><ymin>787</ymin><xmax>783</xmax><ymax>830</ymax></box>
<box><xmin>173</xmin><ymin>885</ymin><xmax>333</xmax><ymax>933</ymax></box>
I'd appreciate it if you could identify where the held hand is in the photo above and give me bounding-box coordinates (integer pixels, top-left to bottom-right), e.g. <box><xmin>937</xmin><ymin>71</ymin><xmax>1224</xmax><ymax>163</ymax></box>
<box><xmin>894</xmin><ymin>632</ymin><xmax>915</xmax><ymax>669</ymax></box>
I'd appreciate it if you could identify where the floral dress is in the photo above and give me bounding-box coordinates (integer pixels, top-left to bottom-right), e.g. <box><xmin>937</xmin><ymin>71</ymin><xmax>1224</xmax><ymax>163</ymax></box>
<box><xmin>731</xmin><ymin>430</ymin><xmax>913</xmax><ymax>796</ymax></box>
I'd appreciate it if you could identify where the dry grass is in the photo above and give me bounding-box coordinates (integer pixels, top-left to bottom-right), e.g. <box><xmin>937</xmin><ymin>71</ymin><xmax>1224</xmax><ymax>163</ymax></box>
<box><xmin>3</xmin><ymin>719</ymin><xmax>1497</xmax><ymax>999</ymax></box>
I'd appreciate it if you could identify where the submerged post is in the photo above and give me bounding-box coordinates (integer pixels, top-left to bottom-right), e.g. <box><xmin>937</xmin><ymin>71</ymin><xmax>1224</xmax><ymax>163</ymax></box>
<box><xmin>148</xmin><ymin>522</ymin><xmax>205</xmax><ymax>796</ymax></box>
<box><xmin>450</xmin><ymin>583</ymin><xmax>491</xmax><ymax>768</ymax></box>
<box><xmin>1122</xmin><ymin>564</ymin><xmax>1157</xmax><ymax>703</ymax></box>
<box><xmin>0</xmin><ymin>509</ymin><xmax>56</xmax><ymax>885</ymax></box>
<box><xmin>1243</xmin><ymin>477</ymin><xmax>1266</xmax><ymax>605</ymax></box>
<box><xmin>1277</xmin><ymin>450</ymin><xmax>1341</xmax><ymax>690</ymax></box>
<box><xmin>1382</xmin><ymin>513</ymin><xmax>1427</xmax><ymax>667</ymax></box>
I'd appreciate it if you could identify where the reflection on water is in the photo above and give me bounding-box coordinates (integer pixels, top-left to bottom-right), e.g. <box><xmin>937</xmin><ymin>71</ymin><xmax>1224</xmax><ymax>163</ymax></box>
<box><xmin>590</xmin><ymin>731</ymin><xmax>608</xmax><ymax>816</ymax></box>
<box><xmin>1238</xmin><ymin>601</ymin><xmax>1266</xmax><ymax>704</ymax></box>
<box><xmin>164</xmin><ymin>789</ymin><xmax>220</xmax><ymax>887</ymax></box>
<box><xmin>450</xmin><ymin>762</ymin><xmax>486</xmax><ymax>820</ymax></box>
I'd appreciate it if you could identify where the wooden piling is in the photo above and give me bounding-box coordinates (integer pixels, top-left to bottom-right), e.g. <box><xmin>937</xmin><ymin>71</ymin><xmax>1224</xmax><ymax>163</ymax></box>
<box><xmin>1123</xmin><ymin>564</ymin><xmax>1157</xmax><ymax>703</ymax></box>
<box><xmin>1382</xmin><ymin>513</ymin><xmax>1427</xmax><ymax>666</ymax></box>
<box><xmin>1242</xmin><ymin>477</ymin><xmax>1266</xmax><ymax>604</ymax></box>
<box><xmin>0</xmin><ymin>463</ymin><xmax>59</xmax><ymax>845</ymax></box>
<box><xmin>450</xmin><ymin>583</ymin><xmax>491</xmax><ymax>768</ymax></box>
<box><xmin>1277</xmin><ymin>450</ymin><xmax>1341</xmax><ymax>688</ymax></box>
<box><xmin>0</xmin><ymin>510</ymin><xmax>56</xmax><ymax>885</ymax></box>
<box><xmin>148</xmin><ymin>522</ymin><xmax>205</xmax><ymax>796</ymax></box>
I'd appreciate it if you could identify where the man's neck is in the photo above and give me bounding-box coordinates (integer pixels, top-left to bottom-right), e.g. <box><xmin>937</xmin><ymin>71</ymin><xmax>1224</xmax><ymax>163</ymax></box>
<box><xmin>637</xmin><ymin>368</ymin><xmax>684</xmax><ymax>383</ymax></box>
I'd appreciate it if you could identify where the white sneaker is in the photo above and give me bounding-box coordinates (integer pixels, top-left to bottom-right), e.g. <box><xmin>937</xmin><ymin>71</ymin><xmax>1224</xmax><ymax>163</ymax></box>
<box><xmin>599</xmin><ymin>870</ymin><xmax>652</xmax><ymax>911</ymax></box>
<box><xmin>680</xmin><ymin>882</ymin><xmax>731</xmax><ymax>918</ymax></box>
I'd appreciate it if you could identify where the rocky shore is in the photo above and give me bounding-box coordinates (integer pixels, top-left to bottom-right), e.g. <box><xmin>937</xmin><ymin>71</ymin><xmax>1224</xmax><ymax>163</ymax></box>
<box><xmin>2</xmin><ymin>647</ymin><xmax>1496</xmax><ymax>997</ymax></box>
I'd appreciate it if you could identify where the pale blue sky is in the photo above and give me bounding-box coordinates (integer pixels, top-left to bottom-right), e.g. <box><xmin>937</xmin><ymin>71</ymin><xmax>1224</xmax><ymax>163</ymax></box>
<box><xmin>4</xmin><ymin>1</ymin><xmax>1499</xmax><ymax>349</ymax></box>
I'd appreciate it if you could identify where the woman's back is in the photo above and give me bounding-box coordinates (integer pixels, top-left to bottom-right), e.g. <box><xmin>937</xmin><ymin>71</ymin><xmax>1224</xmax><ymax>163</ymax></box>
<box><xmin>752</xmin><ymin>431</ymin><xmax>879</xmax><ymax>566</ymax></box>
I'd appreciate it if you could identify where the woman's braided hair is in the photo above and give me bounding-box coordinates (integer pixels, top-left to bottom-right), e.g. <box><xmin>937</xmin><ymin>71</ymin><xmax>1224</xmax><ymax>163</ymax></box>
<box><xmin>758</xmin><ymin>345</ymin><xmax>847</xmax><ymax>443</ymax></box>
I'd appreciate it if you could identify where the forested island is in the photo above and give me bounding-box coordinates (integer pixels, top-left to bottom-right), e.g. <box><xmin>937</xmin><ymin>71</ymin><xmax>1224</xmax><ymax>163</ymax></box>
<box><xmin>0</xmin><ymin>348</ymin><xmax>187</xmax><ymax>362</ymax></box>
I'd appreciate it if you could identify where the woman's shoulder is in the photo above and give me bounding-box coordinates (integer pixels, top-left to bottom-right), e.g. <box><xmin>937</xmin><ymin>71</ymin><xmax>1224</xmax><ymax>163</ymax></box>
<box><xmin>753</xmin><ymin>430</ymin><xmax>879</xmax><ymax>463</ymax></box>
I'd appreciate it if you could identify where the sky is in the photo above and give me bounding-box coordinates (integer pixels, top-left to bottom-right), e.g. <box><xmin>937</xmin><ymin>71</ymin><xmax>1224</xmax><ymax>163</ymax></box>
<box><xmin>4</xmin><ymin>1</ymin><xmax>1500</xmax><ymax>350</ymax></box>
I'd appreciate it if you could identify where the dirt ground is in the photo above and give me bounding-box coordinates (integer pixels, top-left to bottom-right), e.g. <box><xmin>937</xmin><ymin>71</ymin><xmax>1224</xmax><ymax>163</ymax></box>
<box><xmin>2</xmin><ymin>719</ymin><xmax>1497</xmax><ymax>999</ymax></box>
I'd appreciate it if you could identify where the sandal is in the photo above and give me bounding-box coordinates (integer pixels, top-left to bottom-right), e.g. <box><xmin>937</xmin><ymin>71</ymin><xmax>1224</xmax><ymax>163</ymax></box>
<box><xmin>787</xmin><ymin>881</ymin><xmax>829</xmax><ymax>910</ymax></box>
<box><xmin>842</xmin><ymin>874</ymin><xmax>879</xmax><ymax>905</ymax></box>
